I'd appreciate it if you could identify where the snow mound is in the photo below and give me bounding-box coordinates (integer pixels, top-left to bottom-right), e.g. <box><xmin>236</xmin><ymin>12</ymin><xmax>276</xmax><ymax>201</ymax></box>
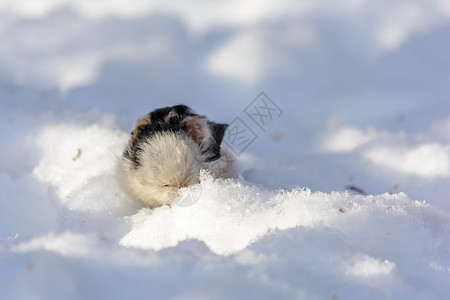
<box><xmin>11</xmin><ymin>231</ymin><xmax>101</xmax><ymax>257</ymax></box>
<box><xmin>345</xmin><ymin>254</ymin><xmax>396</xmax><ymax>278</ymax></box>
<box><xmin>120</xmin><ymin>170</ymin><xmax>440</xmax><ymax>256</ymax></box>
<box><xmin>365</xmin><ymin>143</ymin><xmax>450</xmax><ymax>178</ymax></box>
<box><xmin>32</xmin><ymin>121</ymin><xmax>136</xmax><ymax>214</ymax></box>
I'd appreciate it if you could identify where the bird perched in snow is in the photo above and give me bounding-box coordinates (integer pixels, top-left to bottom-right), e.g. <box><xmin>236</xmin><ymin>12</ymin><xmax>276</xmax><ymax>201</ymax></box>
<box><xmin>120</xmin><ymin>105</ymin><xmax>233</xmax><ymax>207</ymax></box>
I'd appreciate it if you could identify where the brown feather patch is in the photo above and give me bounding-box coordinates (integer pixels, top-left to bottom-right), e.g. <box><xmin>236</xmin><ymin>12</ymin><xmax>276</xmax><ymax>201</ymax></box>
<box><xmin>129</xmin><ymin>113</ymin><xmax>152</xmax><ymax>150</ymax></box>
<box><xmin>181</xmin><ymin>116</ymin><xmax>205</xmax><ymax>148</ymax></box>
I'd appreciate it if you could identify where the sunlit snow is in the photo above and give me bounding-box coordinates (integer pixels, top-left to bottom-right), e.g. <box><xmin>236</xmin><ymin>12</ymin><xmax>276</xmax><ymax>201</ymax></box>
<box><xmin>1</xmin><ymin>0</ymin><xmax>450</xmax><ymax>299</ymax></box>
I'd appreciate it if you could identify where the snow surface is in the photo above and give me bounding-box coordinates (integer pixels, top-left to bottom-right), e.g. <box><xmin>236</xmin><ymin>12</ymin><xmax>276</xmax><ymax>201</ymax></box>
<box><xmin>1</xmin><ymin>0</ymin><xmax>450</xmax><ymax>299</ymax></box>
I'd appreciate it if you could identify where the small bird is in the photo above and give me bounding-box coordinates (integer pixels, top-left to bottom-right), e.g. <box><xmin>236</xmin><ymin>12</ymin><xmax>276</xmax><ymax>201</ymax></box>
<box><xmin>120</xmin><ymin>105</ymin><xmax>233</xmax><ymax>207</ymax></box>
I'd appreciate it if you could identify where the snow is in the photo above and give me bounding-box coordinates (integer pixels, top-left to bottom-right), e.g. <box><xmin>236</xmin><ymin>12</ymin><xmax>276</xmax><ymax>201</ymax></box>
<box><xmin>1</xmin><ymin>0</ymin><xmax>450</xmax><ymax>299</ymax></box>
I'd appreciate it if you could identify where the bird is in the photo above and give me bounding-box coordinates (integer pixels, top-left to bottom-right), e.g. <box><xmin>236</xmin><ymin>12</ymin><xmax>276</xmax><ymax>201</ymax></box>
<box><xmin>120</xmin><ymin>104</ymin><xmax>233</xmax><ymax>207</ymax></box>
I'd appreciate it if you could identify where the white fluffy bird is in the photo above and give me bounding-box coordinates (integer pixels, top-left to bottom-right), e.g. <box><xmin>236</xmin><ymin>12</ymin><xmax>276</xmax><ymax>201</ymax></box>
<box><xmin>120</xmin><ymin>105</ymin><xmax>233</xmax><ymax>207</ymax></box>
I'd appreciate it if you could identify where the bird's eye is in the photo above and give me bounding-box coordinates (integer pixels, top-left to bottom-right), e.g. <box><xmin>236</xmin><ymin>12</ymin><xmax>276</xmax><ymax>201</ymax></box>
<box><xmin>163</xmin><ymin>184</ymin><xmax>170</xmax><ymax>187</ymax></box>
